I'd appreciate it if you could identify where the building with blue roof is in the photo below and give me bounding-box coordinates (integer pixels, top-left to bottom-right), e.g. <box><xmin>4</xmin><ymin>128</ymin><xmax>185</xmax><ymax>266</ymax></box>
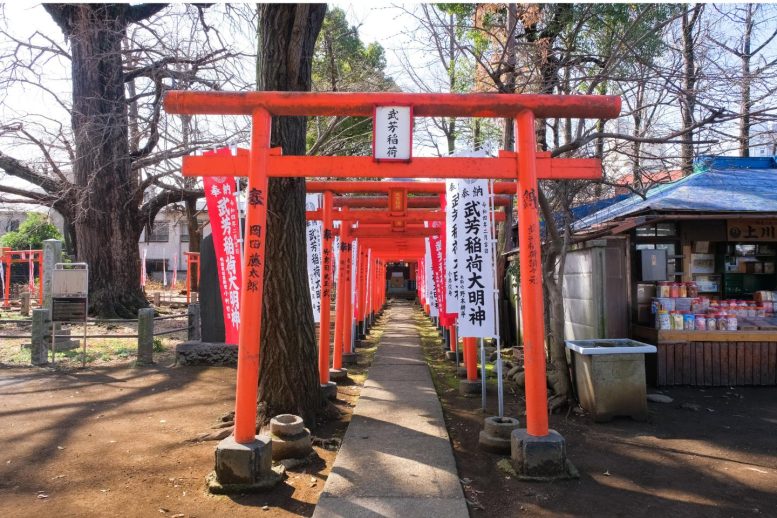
<box><xmin>562</xmin><ymin>156</ymin><xmax>777</xmax><ymax>387</ymax></box>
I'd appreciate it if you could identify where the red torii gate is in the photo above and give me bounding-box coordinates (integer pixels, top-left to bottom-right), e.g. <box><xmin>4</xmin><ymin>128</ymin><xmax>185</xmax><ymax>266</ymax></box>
<box><xmin>1</xmin><ymin>248</ymin><xmax>44</xmax><ymax>308</ymax></box>
<box><xmin>164</xmin><ymin>91</ymin><xmax>619</xmax><ymax>454</ymax></box>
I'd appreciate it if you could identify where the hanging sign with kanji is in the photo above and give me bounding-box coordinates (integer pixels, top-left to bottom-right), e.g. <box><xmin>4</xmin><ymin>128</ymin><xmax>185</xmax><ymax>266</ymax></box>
<box><xmin>203</xmin><ymin>152</ymin><xmax>242</xmax><ymax>345</ymax></box>
<box><xmin>727</xmin><ymin>220</ymin><xmax>777</xmax><ymax>242</ymax></box>
<box><xmin>424</xmin><ymin>231</ymin><xmax>439</xmax><ymax>317</ymax></box>
<box><xmin>373</xmin><ymin>106</ymin><xmax>412</xmax><ymax>161</ymax></box>
<box><xmin>445</xmin><ymin>179</ymin><xmax>461</xmax><ymax>314</ymax></box>
<box><xmin>305</xmin><ymin>194</ymin><xmax>323</xmax><ymax>322</ymax></box>
<box><xmin>456</xmin><ymin>179</ymin><xmax>496</xmax><ymax>338</ymax></box>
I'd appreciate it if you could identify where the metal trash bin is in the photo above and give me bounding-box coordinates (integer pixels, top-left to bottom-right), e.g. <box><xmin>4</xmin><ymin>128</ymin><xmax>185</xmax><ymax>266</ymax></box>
<box><xmin>565</xmin><ymin>339</ymin><xmax>657</xmax><ymax>422</ymax></box>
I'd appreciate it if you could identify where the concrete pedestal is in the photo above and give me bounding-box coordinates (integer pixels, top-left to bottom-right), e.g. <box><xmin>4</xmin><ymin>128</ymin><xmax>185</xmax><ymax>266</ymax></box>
<box><xmin>207</xmin><ymin>434</ymin><xmax>282</xmax><ymax>493</ymax></box>
<box><xmin>478</xmin><ymin>416</ymin><xmax>520</xmax><ymax>454</ymax></box>
<box><xmin>445</xmin><ymin>350</ymin><xmax>460</xmax><ymax>362</ymax></box>
<box><xmin>31</xmin><ymin>308</ymin><xmax>49</xmax><ymax>366</ymax></box>
<box><xmin>510</xmin><ymin>429</ymin><xmax>576</xmax><ymax>480</ymax></box>
<box><xmin>270</xmin><ymin>414</ymin><xmax>313</xmax><ymax>461</ymax></box>
<box><xmin>341</xmin><ymin>352</ymin><xmax>357</xmax><ymax>366</ymax></box>
<box><xmin>458</xmin><ymin>379</ymin><xmax>481</xmax><ymax>396</ymax></box>
<box><xmin>457</xmin><ymin>367</ymin><xmax>479</xmax><ymax>378</ymax></box>
<box><xmin>355</xmin><ymin>338</ymin><xmax>371</xmax><ymax>349</ymax></box>
<box><xmin>329</xmin><ymin>368</ymin><xmax>348</xmax><ymax>382</ymax></box>
<box><xmin>321</xmin><ymin>381</ymin><xmax>338</xmax><ymax>401</ymax></box>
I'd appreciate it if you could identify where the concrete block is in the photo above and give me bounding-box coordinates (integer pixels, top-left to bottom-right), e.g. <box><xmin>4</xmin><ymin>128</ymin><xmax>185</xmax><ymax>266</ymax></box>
<box><xmin>510</xmin><ymin>429</ymin><xmax>575</xmax><ymax>480</ymax></box>
<box><xmin>321</xmin><ymin>381</ymin><xmax>338</xmax><ymax>401</ymax></box>
<box><xmin>342</xmin><ymin>352</ymin><xmax>357</xmax><ymax>366</ymax></box>
<box><xmin>270</xmin><ymin>414</ymin><xmax>304</xmax><ymax>436</ymax></box>
<box><xmin>478</xmin><ymin>416</ymin><xmax>520</xmax><ymax>455</ymax></box>
<box><xmin>136</xmin><ymin>308</ymin><xmax>155</xmax><ymax>366</ymax></box>
<box><xmin>209</xmin><ymin>434</ymin><xmax>282</xmax><ymax>493</ymax></box>
<box><xmin>42</xmin><ymin>239</ymin><xmax>62</xmax><ymax>311</ymax></box>
<box><xmin>458</xmin><ymin>380</ymin><xmax>481</xmax><ymax>397</ymax></box>
<box><xmin>271</xmin><ymin>429</ymin><xmax>312</xmax><ymax>461</ymax></box>
<box><xmin>187</xmin><ymin>303</ymin><xmax>201</xmax><ymax>341</ymax></box>
<box><xmin>31</xmin><ymin>308</ymin><xmax>49</xmax><ymax>366</ymax></box>
<box><xmin>444</xmin><ymin>350</ymin><xmax>460</xmax><ymax>361</ymax></box>
<box><xmin>329</xmin><ymin>368</ymin><xmax>348</xmax><ymax>382</ymax></box>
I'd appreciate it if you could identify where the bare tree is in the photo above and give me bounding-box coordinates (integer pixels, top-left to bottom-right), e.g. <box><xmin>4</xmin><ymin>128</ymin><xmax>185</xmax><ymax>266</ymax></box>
<box><xmin>708</xmin><ymin>3</ymin><xmax>777</xmax><ymax>157</ymax></box>
<box><xmin>0</xmin><ymin>4</ymin><xmax>250</xmax><ymax>316</ymax></box>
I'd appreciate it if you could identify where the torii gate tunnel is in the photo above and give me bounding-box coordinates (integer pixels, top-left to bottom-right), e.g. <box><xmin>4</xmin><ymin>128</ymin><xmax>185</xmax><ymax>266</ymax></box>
<box><xmin>164</xmin><ymin>91</ymin><xmax>620</xmax><ymax>444</ymax></box>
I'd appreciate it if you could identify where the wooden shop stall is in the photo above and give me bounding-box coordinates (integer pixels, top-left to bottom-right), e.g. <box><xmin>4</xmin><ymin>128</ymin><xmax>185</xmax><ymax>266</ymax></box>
<box><xmin>567</xmin><ymin>156</ymin><xmax>777</xmax><ymax>387</ymax></box>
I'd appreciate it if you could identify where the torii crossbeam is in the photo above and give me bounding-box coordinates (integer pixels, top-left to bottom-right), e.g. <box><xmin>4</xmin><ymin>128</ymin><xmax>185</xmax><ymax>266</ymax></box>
<box><xmin>164</xmin><ymin>91</ymin><xmax>620</xmax><ymax>479</ymax></box>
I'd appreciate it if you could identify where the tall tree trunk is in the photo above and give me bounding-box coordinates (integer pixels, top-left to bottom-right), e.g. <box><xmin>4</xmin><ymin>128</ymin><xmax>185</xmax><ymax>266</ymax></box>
<box><xmin>680</xmin><ymin>4</ymin><xmax>703</xmax><ymax>176</ymax></box>
<box><xmin>739</xmin><ymin>4</ymin><xmax>753</xmax><ymax>157</ymax></box>
<box><xmin>45</xmin><ymin>4</ymin><xmax>149</xmax><ymax>318</ymax></box>
<box><xmin>256</xmin><ymin>4</ymin><xmax>326</xmax><ymax>426</ymax></box>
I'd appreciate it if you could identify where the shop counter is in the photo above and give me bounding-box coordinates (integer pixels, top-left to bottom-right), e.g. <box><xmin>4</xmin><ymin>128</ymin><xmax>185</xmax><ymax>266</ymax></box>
<box><xmin>632</xmin><ymin>325</ymin><xmax>777</xmax><ymax>386</ymax></box>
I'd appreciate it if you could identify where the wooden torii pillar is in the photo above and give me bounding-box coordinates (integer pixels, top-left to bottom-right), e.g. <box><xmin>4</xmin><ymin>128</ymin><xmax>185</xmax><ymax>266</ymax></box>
<box><xmin>164</xmin><ymin>91</ymin><xmax>620</xmax><ymax>475</ymax></box>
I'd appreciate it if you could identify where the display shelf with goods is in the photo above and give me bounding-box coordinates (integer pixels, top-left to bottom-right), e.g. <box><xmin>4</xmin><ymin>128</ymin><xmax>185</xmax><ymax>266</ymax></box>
<box><xmin>718</xmin><ymin>242</ymin><xmax>777</xmax><ymax>298</ymax></box>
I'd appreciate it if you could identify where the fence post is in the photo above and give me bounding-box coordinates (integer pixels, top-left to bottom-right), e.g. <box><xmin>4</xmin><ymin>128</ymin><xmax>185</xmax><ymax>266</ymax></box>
<box><xmin>20</xmin><ymin>292</ymin><xmax>30</xmax><ymax>317</ymax></box>
<box><xmin>136</xmin><ymin>308</ymin><xmax>155</xmax><ymax>366</ymax></box>
<box><xmin>153</xmin><ymin>292</ymin><xmax>161</xmax><ymax>306</ymax></box>
<box><xmin>188</xmin><ymin>303</ymin><xmax>201</xmax><ymax>341</ymax></box>
<box><xmin>42</xmin><ymin>239</ymin><xmax>62</xmax><ymax>311</ymax></box>
<box><xmin>31</xmin><ymin>308</ymin><xmax>50</xmax><ymax>366</ymax></box>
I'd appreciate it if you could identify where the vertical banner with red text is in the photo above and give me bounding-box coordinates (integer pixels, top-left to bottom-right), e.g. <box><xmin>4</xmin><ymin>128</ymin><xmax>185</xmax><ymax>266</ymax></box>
<box><xmin>203</xmin><ymin>149</ymin><xmax>242</xmax><ymax>344</ymax></box>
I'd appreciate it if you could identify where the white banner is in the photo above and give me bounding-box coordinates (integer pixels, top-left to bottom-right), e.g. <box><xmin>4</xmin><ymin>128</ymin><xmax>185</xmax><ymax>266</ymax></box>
<box><xmin>424</xmin><ymin>234</ymin><xmax>438</xmax><ymax>317</ymax></box>
<box><xmin>456</xmin><ymin>179</ymin><xmax>496</xmax><ymax>338</ymax></box>
<box><xmin>445</xmin><ymin>179</ymin><xmax>461</xmax><ymax>313</ymax></box>
<box><xmin>305</xmin><ymin>194</ymin><xmax>323</xmax><ymax>322</ymax></box>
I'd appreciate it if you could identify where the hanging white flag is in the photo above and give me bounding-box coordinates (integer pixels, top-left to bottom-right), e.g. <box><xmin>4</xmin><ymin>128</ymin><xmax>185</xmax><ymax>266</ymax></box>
<box><xmin>305</xmin><ymin>194</ymin><xmax>323</xmax><ymax>322</ymax></box>
<box><xmin>424</xmin><ymin>232</ymin><xmax>438</xmax><ymax>317</ymax></box>
<box><xmin>456</xmin><ymin>179</ymin><xmax>496</xmax><ymax>338</ymax></box>
<box><xmin>172</xmin><ymin>254</ymin><xmax>179</xmax><ymax>289</ymax></box>
<box><xmin>445</xmin><ymin>179</ymin><xmax>462</xmax><ymax>313</ymax></box>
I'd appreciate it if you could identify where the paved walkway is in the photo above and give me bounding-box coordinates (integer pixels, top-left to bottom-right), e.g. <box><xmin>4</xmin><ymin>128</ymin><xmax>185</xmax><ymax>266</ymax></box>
<box><xmin>313</xmin><ymin>302</ymin><xmax>469</xmax><ymax>518</ymax></box>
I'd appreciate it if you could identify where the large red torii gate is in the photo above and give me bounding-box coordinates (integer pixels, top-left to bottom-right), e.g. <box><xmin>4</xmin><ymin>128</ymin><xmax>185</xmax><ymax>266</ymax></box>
<box><xmin>164</xmin><ymin>91</ymin><xmax>620</xmax><ymax>456</ymax></box>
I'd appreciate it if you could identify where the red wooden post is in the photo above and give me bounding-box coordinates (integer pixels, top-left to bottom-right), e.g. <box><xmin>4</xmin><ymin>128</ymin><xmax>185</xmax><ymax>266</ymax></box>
<box><xmin>318</xmin><ymin>191</ymin><xmax>335</xmax><ymax>385</ymax></box>
<box><xmin>233</xmin><ymin>108</ymin><xmax>271</xmax><ymax>444</ymax></box>
<box><xmin>464</xmin><ymin>337</ymin><xmax>478</xmax><ymax>381</ymax></box>
<box><xmin>341</xmin><ymin>217</ymin><xmax>354</xmax><ymax>354</ymax></box>
<box><xmin>185</xmin><ymin>253</ymin><xmax>192</xmax><ymax>304</ymax></box>
<box><xmin>332</xmin><ymin>209</ymin><xmax>348</xmax><ymax>370</ymax></box>
<box><xmin>516</xmin><ymin>110</ymin><xmax>549</xmax><ymax>437</ymax></box>
<box><xmin>2</xmin><ymin>250</ymin><xmax>11</xmax><ymax>308</ymax></box>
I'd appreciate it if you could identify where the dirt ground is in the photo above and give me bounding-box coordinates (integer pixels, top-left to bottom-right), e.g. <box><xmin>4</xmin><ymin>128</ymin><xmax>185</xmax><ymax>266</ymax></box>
<box><xmin>3</xmin><ymin>302</ymin><xmax>777</xmax><ymax>518</ymax></box>
<box><xmin>416</xmin><ymin>313</ymin><xmax>777</xmax><ymax>518</ymax></box>
<box><xmin>0</xmin><ymin>328</ymin><xmax>380</xmax><ymax>518</ymax></box>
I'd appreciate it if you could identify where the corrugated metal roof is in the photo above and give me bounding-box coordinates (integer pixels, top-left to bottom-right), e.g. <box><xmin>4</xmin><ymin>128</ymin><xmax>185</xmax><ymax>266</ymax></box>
<box><xmin>574</xmin><ymin>158</ymin><xmax>777</xmax><ymax>231</ymax></box>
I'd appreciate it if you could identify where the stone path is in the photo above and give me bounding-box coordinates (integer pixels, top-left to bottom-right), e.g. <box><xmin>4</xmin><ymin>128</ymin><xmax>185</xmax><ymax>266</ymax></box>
<box><xmin>313</xmin><ymin>301</ymin><xmax>469</xmax><ymax>518</ymax></box>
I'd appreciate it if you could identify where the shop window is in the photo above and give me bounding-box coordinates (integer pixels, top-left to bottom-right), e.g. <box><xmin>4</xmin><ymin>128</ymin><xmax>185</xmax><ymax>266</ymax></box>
<box><xmin>636</xmin><ymin>223</ymin><xmax>677</xmax><ymax>237</ymax></box>
<box><xmin>145</xmin><ymin>259</ymin><xmax>168</xmax><ymax>273</ymax></box>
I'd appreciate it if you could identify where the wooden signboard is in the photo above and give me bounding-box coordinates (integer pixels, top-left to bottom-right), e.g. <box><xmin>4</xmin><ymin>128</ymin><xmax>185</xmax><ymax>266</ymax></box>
<box><xmin>727</xmin><ymin>220</ymin><xmax>777</xmax><ymax>242</ymax></box>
